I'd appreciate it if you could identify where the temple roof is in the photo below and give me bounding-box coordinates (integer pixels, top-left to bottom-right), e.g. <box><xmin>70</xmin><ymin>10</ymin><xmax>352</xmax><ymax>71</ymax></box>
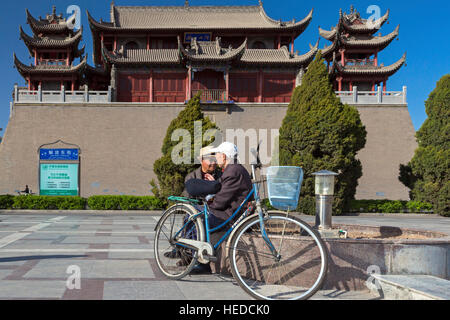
<box><xmin>239</xmin><ymin>41</ymin><xmax>318</xmax><ymax>66</ymax></box>
<box><xmin>102</xmin><ymin>47</ymin><xmax>181</xmax><ymax>66</ymax></box>
<box><xmin>20</xmin><ymin>26</ymin><xmax>84</xmax><ymax>57</ymax></box>
<box><xmin>101</xmin><ymin>37</ymin><xmax>318</xmax><ymax>68</ymax></box>
<box><xmin>87</xmin><ymin>4</ymin><xmax>312</xmax><ymax>32</ymax></box>
<box><xmin>320</xmin><ymin>25</ymin><xmax>399</xmax><ymax>59</ymax></box>
<box><xmin>340</xmin><ymin>7</ymin><xmax>389</xmax><ymax>34</ymax></box>
<box><xmin>13</xmin><ymin>53</ymin><xmax>87</xmax><ymax>77</ymax></box>
<box><xmin>331</xmin><ymin>52</ymin><xmax>406</xmax><ymax>77</ymax></box>
<box><xmin>179</xmin><ymin>38</ymin><xmax>247</xmax><ymax>62</ymax></box>
<box><xmin>26</xmin><ymin>7</ymin><xmax>76</xmax><ymax>35</ymax></box>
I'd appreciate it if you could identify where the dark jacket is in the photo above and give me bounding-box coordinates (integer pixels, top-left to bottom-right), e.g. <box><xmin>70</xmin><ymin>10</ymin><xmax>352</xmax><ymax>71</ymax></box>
<box><xmin>208</xmin><ymin>164</ymin><xmax>253</xmax><ymax>221</ymax></box>
<box><xmin>182</xmin><ymin>167</ymin><xmax>222</xmax><ymax>197</ymax></box>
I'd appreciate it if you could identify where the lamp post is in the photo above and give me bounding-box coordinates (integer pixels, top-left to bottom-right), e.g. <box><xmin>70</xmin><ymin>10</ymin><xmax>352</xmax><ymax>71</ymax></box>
<box><xmin>312</xmin><ymin>170</ymin><xmax>338</xmax><ymax>230</ymax></box>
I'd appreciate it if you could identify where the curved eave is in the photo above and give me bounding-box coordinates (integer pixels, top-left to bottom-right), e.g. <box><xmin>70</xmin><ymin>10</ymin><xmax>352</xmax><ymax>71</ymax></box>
<box><xmin>318</xmin><ymin>27</ymin><xmax>337</xmax><ymax>41</ymax></box>
<box><xmin>341</xmin><ymin>9</ymin><xmax>390</xmax><ymax>34</ymax></box>
<box><xmin>259</xmin><ymin>7</ymin><xmax>313</xmax><ymax>34</ymax></box>
<box><xmin>86</xmin><ymin>8</ymin><xmax>313</xmax><ymax>33</ymax></box>
<box><xmin>335</xmin><ymin>52</ymin><xmax>406</xmax><ymax>76</ymax></box>
<box><xmin>321</xmin><ymin>40</ymin><xmax>338</xmax><ymax>60</ymax></box>
<box><xmin>26</xmin><ymin>9</ymin><xmax>71</xmax><ymax>35</ymax></box>
<box><xmin>14</xmin><ymin>53</ymin><xmax>87</xmax><ymax>76</ymax></box>
<box><xmin>20</xmin><ymin>26</ymin><xmax>83</xmax><ymax>54</ymax></box>
<box><xmin>179</xmin><ymin>39</ymin><xmax>247</xmax><ymax>63</ymax></box>
<box><xmin>340</xmin><ymin>25</ymin><xmax>399</xmax><ymax>50</ymax></box>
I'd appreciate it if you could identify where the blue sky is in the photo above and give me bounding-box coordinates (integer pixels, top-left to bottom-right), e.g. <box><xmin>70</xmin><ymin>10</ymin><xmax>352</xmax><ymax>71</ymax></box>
<box><xmin>1</xmin><ymin>0</ymin><xmax>449</xmax><ymax>135</ymax></box>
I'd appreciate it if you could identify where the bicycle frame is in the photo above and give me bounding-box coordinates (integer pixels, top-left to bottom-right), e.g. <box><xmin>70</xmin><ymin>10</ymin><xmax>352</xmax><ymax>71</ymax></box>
<box><xmin>172</xmin><ymin>164</ymin><xmax>278</xmax><ymax>256</ymax></box>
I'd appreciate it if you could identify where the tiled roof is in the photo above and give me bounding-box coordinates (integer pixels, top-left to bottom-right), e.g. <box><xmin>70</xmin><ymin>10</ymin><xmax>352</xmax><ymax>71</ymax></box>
<box><xmin>340</xmin><ymin>8</ymin><xmax>389</xmax><ymax>34</ymax></box>
<box><xmin>333</xmin><ymin>53</ymin><xmax>406</xmax><ymax>76</ymax></box>
<box><xmin>102</xmin><ymin>47</ymin><xmax>180</xmax><ymax>65</ymax></box>
<box><xmin>340</xmin><ymin>25</ymin><xmax>399</xmax><ymax>49</ymax></box>
<box><xmin>88</xmin><ymin>5</ymin><xmax>313</xmax><ymax>32</ymax></box>
<box><xmin>102</xmin><ymin>39</ymin><xmax>318</xmax><ymax>68</ymax></box>
<box><xmin>20</xmin><ymin>26</ymin><xmax>83</xmax><ymax>56</ymax></box>
<box><xmin>13</xmin><ymin>53</ymin><xmax>87</xmax><ymax>76</ymax></box>
<box><xmin>26</xmin><ymin>8</ymin><xmax>75</xmax><ymax>35</ymax></box>
<box><xmin>239</xmin><ymin>42</ymin><xmax>318</xmax><ymax>66</ymax></box>
<box><xmin>179</xmin><ymin>38</ymin><xmax>246</xmax><ymax>62</ymax></box>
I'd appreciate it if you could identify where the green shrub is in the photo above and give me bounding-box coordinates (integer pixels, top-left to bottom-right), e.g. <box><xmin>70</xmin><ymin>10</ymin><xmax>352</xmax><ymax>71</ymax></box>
<box><xmin>87</xmin><ymin>195</ymin><xmax>165</xmax><ymax>210</ymax></box>
<box><xmin>151</xmin><ymin>93</ymin><xmax>220</xmax><ymax>200</ymax></box>
<box><xmin>349</xmin><ymin>199</ymin><xmax>433</xmax><ymax>213</ymax></box>
<box><xmin>277</xmin><ymin>51</ymin><xmax>366</xmax><ymax>215</ymax></box>
<box><xmin>87</xmin><ymin>196</ymin><xmax>121</xmax><ymax>210</ymax></box>
<box><xmin>12</xmin><ymin>195</ymin><xmax>86</xmax><ymax>210</ymax></box>
<box><xmin>0</xmin><ymin>195</ymin><xmax>15</xmax><ymax>209</ymax></box>
<box><xmin>399</xmin><ymin>74</ymin><xmax>450</xmax><ymax>217</ymax></box>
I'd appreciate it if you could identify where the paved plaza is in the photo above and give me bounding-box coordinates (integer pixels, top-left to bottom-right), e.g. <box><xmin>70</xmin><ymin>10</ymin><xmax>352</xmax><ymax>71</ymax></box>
<box><xmin>0</xmin><ymin>212</ymin><xmax>447</xmax><ymax>300</ymax></box>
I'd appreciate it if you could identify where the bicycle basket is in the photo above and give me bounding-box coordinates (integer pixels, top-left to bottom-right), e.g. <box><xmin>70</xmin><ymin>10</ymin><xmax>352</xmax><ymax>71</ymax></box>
<box><xmin>266</xmin><ymin>166</ymin><xmax>304</xmax><ymax>211</ymax></box>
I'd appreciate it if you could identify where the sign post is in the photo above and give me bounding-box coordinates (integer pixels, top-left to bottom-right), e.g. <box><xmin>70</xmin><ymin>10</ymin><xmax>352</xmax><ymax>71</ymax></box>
<box><xmin>38</xmin><ymin>141</ymin><xmax>81</xmax><ymax>196</ymax></box>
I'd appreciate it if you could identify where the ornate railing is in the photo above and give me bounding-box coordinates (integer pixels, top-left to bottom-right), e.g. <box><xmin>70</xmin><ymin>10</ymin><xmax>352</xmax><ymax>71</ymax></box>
<box><xmin>192</xmin><ymin>89</ymin><xmax>228</xmax><ymax>102</ymax></box>
<box><xmin>336</xmin><ymin>86</ymin><xmax>407</xmax><ymax>105</ymax></box>
<box><xmin>13</xmin><ymin>85</ymin><xmax>112</xmax><ymax>103</ymax></box>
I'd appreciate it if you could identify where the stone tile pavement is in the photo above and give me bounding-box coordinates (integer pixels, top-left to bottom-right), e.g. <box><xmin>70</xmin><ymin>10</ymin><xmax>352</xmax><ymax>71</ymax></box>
<box><xmin>0</xmin><ymin>213</ymin><xmax>390</xmax><ymax>300</ymax></box>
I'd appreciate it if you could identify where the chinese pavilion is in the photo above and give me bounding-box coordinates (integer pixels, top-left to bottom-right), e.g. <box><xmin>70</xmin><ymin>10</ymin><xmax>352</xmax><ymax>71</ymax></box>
<box><xmin>14</xmin><ymin>6</ymin><xmax>87</xmax><ymax>91</ymax></box>
<box><xmin>86</xmin><ymin>1</ymin><xmax>317</xmax><ymax>103</ymax></box>
<box><xmin>319</xmin><ymin>6</ymin><xmax>406</xmax><ymax>91</ymax></box>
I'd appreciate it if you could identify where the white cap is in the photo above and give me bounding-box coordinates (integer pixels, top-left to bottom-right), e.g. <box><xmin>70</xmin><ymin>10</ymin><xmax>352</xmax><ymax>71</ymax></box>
<box><xmin>210</xmin><ymin>142</ymin><xmax>238</xmax><ymax>159</ymax></box>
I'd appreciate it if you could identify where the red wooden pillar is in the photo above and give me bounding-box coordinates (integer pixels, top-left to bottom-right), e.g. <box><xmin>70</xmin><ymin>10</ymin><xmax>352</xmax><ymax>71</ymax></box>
<box><xmin>349</xmin><ymin>81</ymin><xmax>353</xmax><ymax>91</ymax></box>
<box><xmin>186</xmin><ymin>67</ymin><xmax>192</xmax><ymax>100</ymax></box>
<box><xmin>374</xmin><ymin>51</ymin><xmax>378</xmax><ymax>66</ymax></box>
<box><xmin>71</xmin><ymin>79</ymin><xmax>75</xmax><ymax>91</ymax></box>
<box><xmin>149</xmin><ymin>69</ymin><xmax>153</xmax><ymax>102</ymax></box>
<box><xmin>27</xmin><ymin>77</ymin><xmax>31</xmax><ymax>90</ymax></box>
<box><xmin>337</xmin><ymin>77</ymin><xmax>342</xmax><ymax>91</ymax></box>
<box><xmin>114</xmin><ymin>35</ymin><xmax>117</xmax><ymax>51</ymax></box>
<box><xmin>277</xmin><ymin>35</ymin><xmax>281</xmax><ymax>49</ymax></box>
<box><xmin>340</xmin><ymin>49</ymin><xmax>345</xmax><ymax>66</ymax></box>
<box><xmin>258</xmin><ymin>70</ymin><xmax>263</xmax><ymax>102</ymax></box>
<box><xmin>383</xmin><ymin>80</ymin><xmax>387</xmax><ymax>92</ymax></box>
<box><xmin>290</xmin><ymin>34</ymin><xmax>294</xmax><ymax>54</ymax></box>
<box><xmin>146</xmin><ymin>35</ymin><xmax>150</xmax><ymax>50</ymax></box>
<box><xmin>224</xmin><ymin>70</ymin><xmax>229</xmax><ymax>101</ymax></box>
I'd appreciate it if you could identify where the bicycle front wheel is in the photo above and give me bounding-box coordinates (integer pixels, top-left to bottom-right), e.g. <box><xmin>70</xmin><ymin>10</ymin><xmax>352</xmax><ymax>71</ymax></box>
<box><xmin>154</xmin><ymin>203</ymin><xmax>203</xmax><ymax>280</ymax></box>
<box><xmin>228</xmin><ymin>212</ymin><xmax>328</xmax><ymax>300</ymax></box>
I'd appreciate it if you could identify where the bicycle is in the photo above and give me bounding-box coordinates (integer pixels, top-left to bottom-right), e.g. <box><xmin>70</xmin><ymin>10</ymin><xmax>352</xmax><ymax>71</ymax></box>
<box><xmin>153</xmin><ymin>152</ymin><xmax>328</xmax><ymax>300</ymax></box>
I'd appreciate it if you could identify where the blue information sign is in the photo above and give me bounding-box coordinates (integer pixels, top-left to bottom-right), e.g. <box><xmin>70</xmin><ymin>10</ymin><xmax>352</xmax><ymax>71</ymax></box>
<box><xmin>184</xmin><ymin>33</ymin><xmax>211</xmax><ymax>42</ymax></box>
<box><xmin>40</xmin><ymin>148</ymin><xmax>79</xmax><ymax>161</ymax></box>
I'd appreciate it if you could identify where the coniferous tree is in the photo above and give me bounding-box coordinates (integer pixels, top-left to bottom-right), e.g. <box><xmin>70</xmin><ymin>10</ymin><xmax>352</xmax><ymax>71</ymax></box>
<box><xmin>278</xmin><ymin>52</ymin><xmax>367</xmax><ymax>215</ymax></box>
<box><xmin>399</xmin><ymin>74</ymin><xmax>450</xmax><ymax>216</ymax></box>
<box><xmin>151</xmin><ymin>93</ymin><xmax>219</xmax><ymax>200</ymax></box>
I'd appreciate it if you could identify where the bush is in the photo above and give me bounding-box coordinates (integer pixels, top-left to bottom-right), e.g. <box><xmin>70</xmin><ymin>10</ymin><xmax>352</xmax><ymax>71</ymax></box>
<box><xmin>277</xmin><ymin>51</ymin><xmax>366</xmax><ymax>215</ymax></box>
<box><xmin>151</xmin><ymin>93</ymin><xmax>220</xmax><ymax>200</ymax></box>
<box><xmin>12</xmin><ymin>195</ymin><xmax>86</xmax><ymax>210</ymax></box>
<box><xmin>399</xmin><ymin>74</ymin><xmax>450</xmax><ymax>217</ymax></box>
<box><xmin>87</xmin><ymin>195</ymin><xmax>165</xmax><ymax>210</ymax></box>
<box><xmin>0</xmin><ymin>195</ymin><xmax>15</xmax><ymax>209</ymax></box>
<box><xmin>349</xmin><ymin>199</ymin><xmax>433</xmax><ymax>213</ymax></box>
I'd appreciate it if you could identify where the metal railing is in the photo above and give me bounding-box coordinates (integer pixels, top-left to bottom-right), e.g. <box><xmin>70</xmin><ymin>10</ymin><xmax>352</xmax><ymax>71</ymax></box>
<box><xmin>336</xmin><ymin>86</ymin><xmax>407</xmax><ymax>105</ymax></box>
<box><xmin>13</xmin><ymin>85</ymin><xmax>112</xmax><ymax>103</ymax></box>
<box><xmin>191</xmin><ymin>89</ymin><xmax>228</xmax><ymax>102</ymax></box>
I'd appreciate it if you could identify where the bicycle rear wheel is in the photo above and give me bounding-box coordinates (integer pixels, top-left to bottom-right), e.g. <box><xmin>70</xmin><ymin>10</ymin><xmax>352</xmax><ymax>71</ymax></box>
<box><xmin>154</xmin><ymin>203</ymin><xmax>203</xmax><ymax>280</ymax></box>
<box><xmin>228</xmin><ymin>212</ymin><xmax>328</xmax><ymax>300</ymax></box>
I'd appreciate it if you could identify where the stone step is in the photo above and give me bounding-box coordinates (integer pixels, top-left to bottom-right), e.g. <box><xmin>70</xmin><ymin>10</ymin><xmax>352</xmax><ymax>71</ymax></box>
<box><xmin>367</xmin><ymin>274</ymin><xmax>450</xmax><ymax>300</ymax></box>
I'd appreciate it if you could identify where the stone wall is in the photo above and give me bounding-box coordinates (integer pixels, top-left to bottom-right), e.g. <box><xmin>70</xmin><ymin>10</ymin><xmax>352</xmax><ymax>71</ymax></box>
<box><xmin>0</xmin><ymin>102</ymin><xmax>417</xmax><ymax>200</ymax></box>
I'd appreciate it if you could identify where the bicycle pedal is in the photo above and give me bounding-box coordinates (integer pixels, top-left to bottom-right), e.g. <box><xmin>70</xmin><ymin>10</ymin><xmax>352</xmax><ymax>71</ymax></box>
<box><xmin>203</xmin><ymin>254</ymin><xmax>217</xmax><ymax>262</ymax></box>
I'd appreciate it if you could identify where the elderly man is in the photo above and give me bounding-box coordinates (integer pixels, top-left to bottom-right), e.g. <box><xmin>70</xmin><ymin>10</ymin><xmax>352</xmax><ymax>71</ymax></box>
<box><xmin>208</xmin><ymin>142</ymin><xmax>253</xmax><ymax>225</ymax></box>
<box><xmin>182</xmin><ymin>146</ymin><xmax>222</xmax><ymax>198</ymax></box>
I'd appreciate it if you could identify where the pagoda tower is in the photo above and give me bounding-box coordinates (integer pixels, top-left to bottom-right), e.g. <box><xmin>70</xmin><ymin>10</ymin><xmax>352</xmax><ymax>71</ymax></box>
<box><xmin>319</xmin><ymin>5</ymin><xmax>406</xmax><ymax>91</ymax></box>
<box><xmin>14</xmin><ymin>6</ymin><xmax>87</xmax><ymax>91</ymax></box>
